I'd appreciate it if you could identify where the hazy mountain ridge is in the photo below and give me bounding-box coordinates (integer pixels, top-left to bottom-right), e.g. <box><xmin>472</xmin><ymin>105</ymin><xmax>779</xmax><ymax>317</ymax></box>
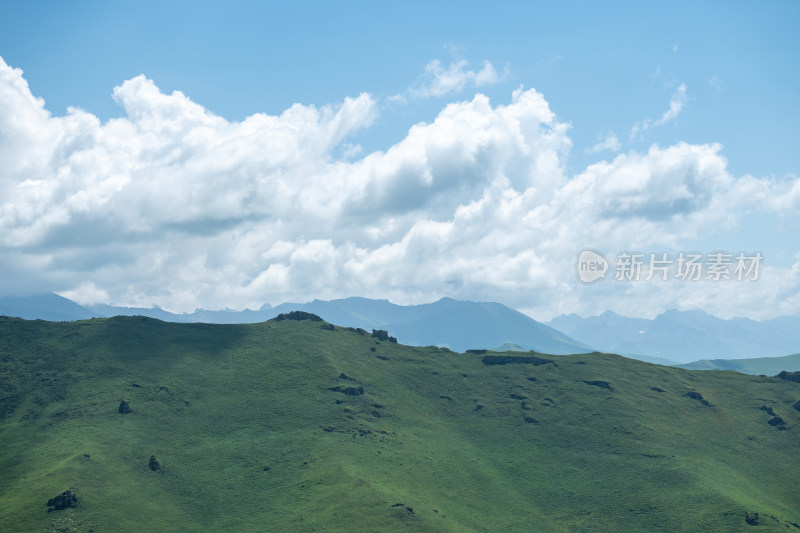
<box><xmin>548</xmin><ymin>309</ymin><xmax>800</xmax><ymax>363</ymax></box>
<box><xmin>0</xmin><ymin>293</ymin><xmax>98</xmax><ymax>322</ymax></box>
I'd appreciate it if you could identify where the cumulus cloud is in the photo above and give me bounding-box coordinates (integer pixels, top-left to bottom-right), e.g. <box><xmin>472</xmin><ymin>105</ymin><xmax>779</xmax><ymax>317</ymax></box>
<box><xmin>630</xmin><ymin>83</ymin><xmax>688</xmax><ymax>139</ymax></box>
<box><xmin>0</xmin><ymin>56</ymin><xmax>797</xmax><ymax>320</ymax></box>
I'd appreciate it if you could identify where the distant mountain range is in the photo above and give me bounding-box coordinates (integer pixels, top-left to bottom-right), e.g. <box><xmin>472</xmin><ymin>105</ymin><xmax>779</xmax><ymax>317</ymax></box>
<box><xmin>0</xmin><ymin>293</ymin><xmax>99</xmax><ymax>322</ymax></box>
<box><xmin>0</xmin><ymin>294</ymin><xmax>590</xmax><ymax>355</ymax></box>
<box><xmin>547</xmin><ymin>309</ymin><xmax>800</xmax><ymax>364</ymax></box>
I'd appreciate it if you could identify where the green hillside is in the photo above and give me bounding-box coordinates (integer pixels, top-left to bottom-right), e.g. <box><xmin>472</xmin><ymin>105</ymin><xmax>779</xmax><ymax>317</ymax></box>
<box><xmin>1</xmin><ymin>314</ymin><xmax>799</xmax><ymax>532</ymax></box>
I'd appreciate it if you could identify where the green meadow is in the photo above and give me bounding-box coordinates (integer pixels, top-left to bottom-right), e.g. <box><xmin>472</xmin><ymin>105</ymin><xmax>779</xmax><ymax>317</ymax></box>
<box><xmin>1</xmin><ymin>314</ymin><xmax>799</xmax><ymax>532</ymax></box>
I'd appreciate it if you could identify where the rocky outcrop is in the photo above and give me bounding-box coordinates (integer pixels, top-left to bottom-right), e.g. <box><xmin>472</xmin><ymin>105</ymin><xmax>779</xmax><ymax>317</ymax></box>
<box><xmin>371</xmin><ymin>329</ymin><xmax>397</xmax><ymax>342</ymax></box>
<box><xmin>777</xmin><ymin>371</ymin><xmax>800</xmax><ymax>383</ymax></box>
<box><xmin>272</xmin><ymin>311</ymin><xmax>323</xmax><ymax>322</ymax></box>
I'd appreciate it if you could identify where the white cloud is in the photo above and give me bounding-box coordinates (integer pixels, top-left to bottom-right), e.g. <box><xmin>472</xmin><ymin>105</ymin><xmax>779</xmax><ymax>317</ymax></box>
<box><xmin>586</xmin><ymin>132</ymin><xmax>621</xmax><ymax>154</ymax></box>
<box><xmin>397</xmin><ymin>57</ymin><xmax>504</xmax><ymax>101</ymax></box>
<box><xmin>59</xmin><ymin>282</ymin><xmax>109</xmax><ymax>306</ymax></box>
<box><xmin>654</xmin><ymin>83</ymin><xmax>687</xmax><ymax>126</ymax></box>
<box><xmin>0</xmin><ymin>56</ymin><xmax>797</xmax><ymax>320</ymax></box>
<box><xmin>630</xmin><ymin>83</ymin><xmax>688</xmax><ymax>139</ymax></box>
<box><xmin>709</xmin><ymin>75</ymin><xmax>724</xmax><ymax>95</ymax></box>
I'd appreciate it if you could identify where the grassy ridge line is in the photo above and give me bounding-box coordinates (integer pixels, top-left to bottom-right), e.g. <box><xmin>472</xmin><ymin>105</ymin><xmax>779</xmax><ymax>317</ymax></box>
<box><xmin>679</xmin><ymin>353</ymin><xmax>800</xmax><ymax>375</ymax></box>
<box><xmin>0</xmin><ymin>315</ymin><xmax>799</xmax><ymax>532</ymax></box>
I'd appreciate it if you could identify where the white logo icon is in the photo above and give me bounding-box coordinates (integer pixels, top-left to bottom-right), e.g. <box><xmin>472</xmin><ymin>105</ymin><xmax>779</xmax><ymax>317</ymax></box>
<box><xmin>577</xmin><ymin>250</ymin><xmax>608</xmax><ymax>283</ymax></box>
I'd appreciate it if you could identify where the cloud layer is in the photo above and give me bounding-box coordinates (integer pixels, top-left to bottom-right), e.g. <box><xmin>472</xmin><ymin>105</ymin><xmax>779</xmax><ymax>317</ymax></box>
<box><xmin>0</xmin><ymin>56</ymin><xmax>797</xmax><ymax>319</ymax></box>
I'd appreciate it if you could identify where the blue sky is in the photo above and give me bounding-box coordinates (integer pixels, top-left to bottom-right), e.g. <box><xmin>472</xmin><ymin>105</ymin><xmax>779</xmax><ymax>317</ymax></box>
<box><xmin>0</xmin><ymin>1</ymin><xmax>797</xmax><ymax>319</ymax></box>
<box><xmin>4</xmin><ymin>1</ymin><xmax>798</xmax><ymax>177</ymax></box>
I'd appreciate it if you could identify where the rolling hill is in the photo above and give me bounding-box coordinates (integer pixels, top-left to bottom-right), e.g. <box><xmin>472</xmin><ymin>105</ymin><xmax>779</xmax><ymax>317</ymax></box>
<box><xmin>93</xmin><ymin>295</ymin><xmax>593</xmax><ymax>355</ymax></box>
<box><xmin>1</xmin><ymin>314</ymin><xmax>799</xmax><ymax>531</ymax></box>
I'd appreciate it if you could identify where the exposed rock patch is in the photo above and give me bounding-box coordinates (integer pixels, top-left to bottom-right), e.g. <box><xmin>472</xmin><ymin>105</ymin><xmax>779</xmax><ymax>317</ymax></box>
<box><xmin>482</xmin><ymin>355</ymin><xmax>553</xmax><ymax>366</ymax></box>
<box><xmin>46</xmin><ymin>489</ymin><xmax>78</xmax><ymax>512</ymax></box>
<box><xmin>584</xmin><ymin>380</ymin><xmax>615</xmax><ymax>391</ymax></box>
<box><xmin>391</xmin><ymin>503</ymin><xmax>414</xmax><ymax>514</ymax></box>
<box><xmin>118</xmin><ymin>398</ymin><xmax>132</xmax><ymax>414</ymax></box>
<box><xmin>327</xmin><ymin>386</ymin><xmax>364</xmax><ymax>396</ymax></box>
<box><xmin>767</xmin><ymin>416</ymin><xmax>786</xmax><ymax>428</ymax></box>
<box><xmin>686</xmin><ymin>391</ymin><xmax>711</xmax><ymax>406</ymax></box>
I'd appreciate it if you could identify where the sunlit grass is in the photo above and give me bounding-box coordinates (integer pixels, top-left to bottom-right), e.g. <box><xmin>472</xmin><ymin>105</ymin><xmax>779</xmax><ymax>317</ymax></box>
<box><xmin>1</xmin><ymin>315</ymin><xmax>799</xmax><ymax>531</ymax></box>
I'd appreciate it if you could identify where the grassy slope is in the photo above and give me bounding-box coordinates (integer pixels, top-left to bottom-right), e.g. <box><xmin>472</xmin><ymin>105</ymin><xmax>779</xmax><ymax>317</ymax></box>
<box><xmin>1</xmin><ymin>316</ymin><xmax>799</xmax><ymax>532</ymax></box>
